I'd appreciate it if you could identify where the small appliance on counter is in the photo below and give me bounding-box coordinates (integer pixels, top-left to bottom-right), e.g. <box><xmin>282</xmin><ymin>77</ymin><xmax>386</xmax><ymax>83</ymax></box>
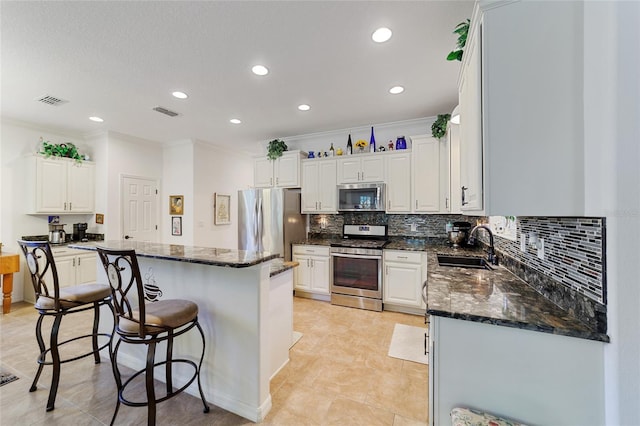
<box><xmin>447</xmin><ymin>221</ymin><xmax>471</xmax><ymax>247</ymax></box>
<box><xmin>48</xmin><ymin>224</ymin><xmax>67</xmax><ymax>244</ymax></box>
<box><xmin>73</xmin><ymin>222</ymin><xmax>88</xmax><ymax>242</ymax></box>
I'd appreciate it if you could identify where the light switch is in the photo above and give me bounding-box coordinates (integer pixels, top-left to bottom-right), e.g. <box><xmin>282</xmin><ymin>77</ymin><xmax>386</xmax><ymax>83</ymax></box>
<box><xmin>410</xmin><ymin>223</ymin><xmax>417</xmax><ymax>232</ymax></box>
<box><xmin>537</xmin><ymin>238</ymin><xmax>545</xmax><ymax>260</ymax></box>
<box><xmin>520</xmin><ymin>234</ymin><xmax>527</xmax><ymax>252</ymax></box>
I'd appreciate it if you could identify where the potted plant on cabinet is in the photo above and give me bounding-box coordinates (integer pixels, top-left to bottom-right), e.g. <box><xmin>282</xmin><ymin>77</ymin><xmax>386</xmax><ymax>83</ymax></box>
<box><xmin>267</xmin><ymin>139</ymin><xmax>288</xmax><ymax>160</ymax></box>
<box><xmin>431</xmin><ymin>114</ymin><xmax>451</xmax><ymax>140</ymax></box>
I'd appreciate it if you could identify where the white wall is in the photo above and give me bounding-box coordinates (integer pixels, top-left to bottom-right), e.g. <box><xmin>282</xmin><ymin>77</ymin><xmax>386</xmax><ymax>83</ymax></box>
<box><xmin>193</xmin><ymin>141</ymin><xmax>253</xmax><ymax>249</ymax></box>
<box><xmin>162</xmin><ymin>140</ymin><xmax>194</xmax><ymax>245</ymax></box>
<box><xmin>583</xmin><ymin>2</ymin><xmax>640</xmax><ymax>425</ymax></box>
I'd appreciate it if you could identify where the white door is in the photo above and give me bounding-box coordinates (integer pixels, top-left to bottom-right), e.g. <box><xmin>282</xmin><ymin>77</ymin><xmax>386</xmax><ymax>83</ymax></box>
<box><xmin>122</xmin><ymin>176</ymin><xmax>159</xmax><ymax>242</ymax></box>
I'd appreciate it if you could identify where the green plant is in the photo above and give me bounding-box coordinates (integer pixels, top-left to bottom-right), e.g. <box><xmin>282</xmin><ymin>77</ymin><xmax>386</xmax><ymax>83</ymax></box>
<box><xmin>446</xmin><ymin>19</ymin><xmax>470</xmax><ymax>61</ymax></box>
<box><xmin>39</xmin><ymin>138</ymin><xmax>84</xmax><ymax>162</ymax></box>
<box><xmin>431</xmin><ymin>114</ymin><xmax>451</xmax><ymax>139</ymax></box>
<box><xmin>267</xmin><ymin>139</ymin><xmax>287</xmax><ymax>160</ymax></box>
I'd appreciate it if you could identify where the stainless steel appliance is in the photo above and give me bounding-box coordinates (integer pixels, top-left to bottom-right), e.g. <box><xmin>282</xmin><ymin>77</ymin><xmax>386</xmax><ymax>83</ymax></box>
<box><xmin>238</xmin><ymin>188</ymin><xmax>306</xmax><ymax>261</ymax></box>
<box><xmin>48</xmin><ymin>223</ymin><xmax>66</xmax><ymax>244</ymax></box>
<box><xmin>447</xmin><ymin>221</ymin><xmax>471</xmax><ymax>247</ymax></box>
<box><xmin>330</xmin><ymin>224</ymin><xmax>388</xmax><ymax>311</ymax></box>
<box><xmin>337</xmin><ymin>183</ymin><xmax>386</xmax><ymax>212</ymax></box>
<box><xmin>73</xmin><ymin>222</ymin><xmax>88</xmax><ymax>242</ymax></box>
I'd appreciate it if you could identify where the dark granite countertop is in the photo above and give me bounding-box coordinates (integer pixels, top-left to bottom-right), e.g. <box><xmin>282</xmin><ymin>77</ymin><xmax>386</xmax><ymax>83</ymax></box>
<box><xmin>292</xmin><ymin>237</ymin><xmax>341</xmax><ymax>246</ymax></box>
<box><xmin>269</xmin><ymin>258</ymin><xmax>299</xmax><ymax>277</ymax></box>
<box><xmin>426</xmin><ymin>244</ymin><xmax>609</xmax><ymax>343</ymax></box>
<box><xmin>68</xmin><ymin>241</ymin><xmax>279</xmax><ymax>268</ymax></box>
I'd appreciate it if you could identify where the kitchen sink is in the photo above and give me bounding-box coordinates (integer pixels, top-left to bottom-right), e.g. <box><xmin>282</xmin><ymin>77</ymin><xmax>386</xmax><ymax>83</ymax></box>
<box><xmin>437</xmin><ymin>254</ymin><xmax>493</xmax><ymax>270</ymax></box>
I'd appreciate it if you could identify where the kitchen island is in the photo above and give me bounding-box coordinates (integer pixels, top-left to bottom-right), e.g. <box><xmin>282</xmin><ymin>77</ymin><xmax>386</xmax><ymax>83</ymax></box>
<box><xmin>69</xmin><ymin>241</ymin><xmax>285</xmax><ymax>423</ymax></box>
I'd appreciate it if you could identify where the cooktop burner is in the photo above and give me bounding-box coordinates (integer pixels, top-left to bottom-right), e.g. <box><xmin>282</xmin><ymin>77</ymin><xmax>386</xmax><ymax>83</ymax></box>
<box><xmin>330</xmin><ymin>224</ymin><xmax>388</xmax><ymax>250</ymax></box>
<box><xmin>330</xmin><ymin>239</ymin><xmax>388</xmax><ymax>249</ymax></box>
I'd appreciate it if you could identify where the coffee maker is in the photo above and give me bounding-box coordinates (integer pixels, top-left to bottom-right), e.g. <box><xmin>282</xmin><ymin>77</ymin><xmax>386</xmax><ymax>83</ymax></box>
<box><xmin>73</xmin><ymin>223</ymin><xmax>88</xmax><ymax>242</ymax></box>
<box><xmin>48</xmin><ymin>224</ymin><xmax>67</xmax><ymax>244</ymax></box>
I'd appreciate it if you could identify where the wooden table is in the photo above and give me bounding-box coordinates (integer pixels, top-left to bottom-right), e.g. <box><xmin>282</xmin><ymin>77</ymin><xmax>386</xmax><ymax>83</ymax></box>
<box><xmin>1</xmin><ymin>252</ymin><xmax>20</xmax><ymax>314</ymax></box>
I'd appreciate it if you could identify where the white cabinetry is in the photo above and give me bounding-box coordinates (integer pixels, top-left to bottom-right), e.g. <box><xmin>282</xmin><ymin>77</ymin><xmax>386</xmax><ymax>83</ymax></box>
<box><xmin>25</xmin><ymin>156</ymin><xmax>95</xmax><ymax>214</ymax></box>
<box><xmin>23</xmin><ymin>247</ymin><xmax>97</xmax><ymax>303</ymax></box>
<box><xmin>383</xmin><ymin>250</ymin><xmax>426</xmax><ymax>314</ymax></box>
<box><xmin>254</xmin><ymin>151</ymin><xmax>305</xmax><ymax>188</ymax></box>
<box><xmin>292</xmin><ymin>245</ymin><xmax>330</xmax><ymax>300</ymax></box>
<box><xmin>411</xmin><ymin>135</ymin><xmax>450</xmax><ymax>213</ymax></box>
<box><xmin>337</xmin><ymin>155</ymin><xmax>384</xmax><ymax>184</ymax></box>
<box><xmin>458</xmin><ymin>0</ymin><xmax>585</xmax><ymax>215</ymax></box>
<box><xmin>385</xmin><ymin>152</ymin><xmax>412</xmax><ymax>213</ymax></box>
<box><xmin>301</xmin><ymin>159</ymin><xmax>337</xmax><ymax>213</ymax></box>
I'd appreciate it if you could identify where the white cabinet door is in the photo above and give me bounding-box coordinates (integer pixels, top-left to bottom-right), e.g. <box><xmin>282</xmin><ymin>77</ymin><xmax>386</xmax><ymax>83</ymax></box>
<box><xmin>386</xmin><ymin>153</ymin><xmax>412</xmax><ymax>213</ymax></box>
<box><xmin>254</xmin><ymin>157</ymin><xmax>274</xmax><ymax>188</ymax></box>
<box><xmin>384</xmin><ymin>261</ymin><xmax>422</xmax><ymax>308</ymax></box>
<box><xmin>54</xmin><ymin>256</ymin><xmax>75</xmax><ymax>288</ymax></box>
<box><xmin>36</xmin><ymin>158</ymin><xmax>68</xmax><ymax>212</ymax></box>
<box><xmin>317</xmin><ymin>160</ymin><xmax>337</xmax><ymax>212</ymax></box>
<box><xmin>361</xmin><ymin>156</ymin><xmax>385</xmax><ymax>182</ymax></box>
<box><xmin>275</xmin><ymin>153</ymin><xmax>300</xmax><ymax>187</ymax></box>
<box><xmin>337</xmin><ymin>157</ymin><xmax>361</xmax><ymax>183</ymax></box>
<box><xmin>459</xmin><ymin>24</ymin><xmax>483</xmax><ymax>212</ymax></box>
<box><xmin>76</xmin><ymin>253</ymin><xmax>97</xmax><ymax>284</ymax></box>
<box><xmin>412</xmin><ymin>136</ymin><xmax>440</xmax><ymax>213</ymax></box>
<box><xmin>301</xmin><ymin>161</ymin><xmax>320</xmax><ymax>213</ymax></box>
<box><xmin>67</xmin><ymin>162</ymin><xmax>95</xmax><ymax>213</ymax></box>
<box><xmin>310</xmin><ymin>256</ymin><xmax>330</xmax><ymax>295</ymax></box>
<box><xmin>293</xmin><ymin>255</ymin><xmax>312</xmax><ymax>291</ymax></box>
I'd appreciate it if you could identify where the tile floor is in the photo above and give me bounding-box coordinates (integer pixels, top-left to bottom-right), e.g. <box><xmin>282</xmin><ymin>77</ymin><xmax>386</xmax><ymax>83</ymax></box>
<box><xmin>0</xmin><ymin>297</ymin><xmax>428</xmax><ymax>425</ymax></box>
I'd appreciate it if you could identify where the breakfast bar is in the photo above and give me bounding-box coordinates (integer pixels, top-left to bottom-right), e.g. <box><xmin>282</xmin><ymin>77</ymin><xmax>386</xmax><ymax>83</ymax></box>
<box><xmin>69</xmin><ymin>241</ymin><xmax>284</xmax><ymax>423</ymax></box>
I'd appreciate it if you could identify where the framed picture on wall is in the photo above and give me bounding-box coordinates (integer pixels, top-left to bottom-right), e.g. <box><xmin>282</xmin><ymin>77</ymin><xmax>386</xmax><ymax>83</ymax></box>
<box><xmin>214</xmin><ymin>193</ymin><xmax>231</xmax><ymax>225</ymax></box>
<box><xmin>169</xmin><ymin>195</ymin><xmax>184</xmax><ymax>215</ymax></box>
<box><xmin>171</xmin><ymin>216</ymin><xmax>182</xmax><ymax>236</ymax></box>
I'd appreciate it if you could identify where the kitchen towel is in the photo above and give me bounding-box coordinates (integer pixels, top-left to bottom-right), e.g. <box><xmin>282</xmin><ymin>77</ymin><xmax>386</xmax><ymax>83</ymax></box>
<box><xmin>388</xmin><ymin>323</ymin><xmax>428</xmax><ymax>365</ymax></box>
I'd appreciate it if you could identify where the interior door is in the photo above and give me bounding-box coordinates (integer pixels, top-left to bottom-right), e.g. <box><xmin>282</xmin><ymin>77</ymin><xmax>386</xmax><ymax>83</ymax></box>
<box><xmin>122</xmin><ymin>176</ymin><xmax>159</xmax><ymax>242</ymax></box>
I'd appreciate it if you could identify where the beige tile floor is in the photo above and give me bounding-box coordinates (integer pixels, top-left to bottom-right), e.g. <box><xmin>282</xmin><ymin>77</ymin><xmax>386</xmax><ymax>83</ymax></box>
<box><xmin>0</xmin><ymin>297</ymin><xmax>428</xmax><ymax>425</ymax></box>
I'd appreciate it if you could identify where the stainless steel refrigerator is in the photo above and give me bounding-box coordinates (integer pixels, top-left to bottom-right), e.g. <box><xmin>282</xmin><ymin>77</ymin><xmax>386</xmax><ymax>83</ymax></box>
<box><xmin>238</xmin><ymin>188</ymin><xmax>306</xmax><ymax>261</ymax></box>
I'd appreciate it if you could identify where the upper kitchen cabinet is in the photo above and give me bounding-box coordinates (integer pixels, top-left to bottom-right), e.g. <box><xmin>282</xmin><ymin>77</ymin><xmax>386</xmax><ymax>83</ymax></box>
<box><xmin>25</xmin><ymin>155</ymin><xmax>95</xmax><ymax>214</ymax></box>
<box><xmin>301</xmin><ymin>158</ymin><xmax>337</xmax><ymax>213</ymax></box>
<box><xmin>337</xmin><ymin>154</ymin><xmax>385</xmax><ymax>184</ymax></box>
<box><xmin>411</xmin><ymin>135</ymin><xmax>451</xmax><ymax>213</ymax></box>
<box><xmin>459</xmin><ymin>0</ymin><xmax>585</xmax><ymax>216</ymax></box>
<box><xmin>385</xmin><ymin>151</ymin><xmax>412</xmax><ymax>213</ymax></box>
<box><xmin>254</xmin><ymin>151</ymin><xmax>305</xmax><ymax>188</ymax></box>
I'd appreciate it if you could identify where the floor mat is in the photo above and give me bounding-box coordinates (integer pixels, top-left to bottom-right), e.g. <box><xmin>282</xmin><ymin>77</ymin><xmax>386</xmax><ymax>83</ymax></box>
<box><xmin>388</xmin><ymin>323</ymin><xmax>428</xmax><ymax>365</ymax></box>
<box><xmin>0</xmin><ymin>371</ymin><xmax>19</xmax><ymax>387</ymax></box>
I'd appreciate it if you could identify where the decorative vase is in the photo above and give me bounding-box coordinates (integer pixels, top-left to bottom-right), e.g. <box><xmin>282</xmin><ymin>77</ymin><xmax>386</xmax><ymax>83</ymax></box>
<box><xmin>395</xmin><ymin>136</ymin><xmax>407</xmax><ymax>150</ymax></box>
<box><xmin>369</xmin><ymin>127</ymin><xmax>376</xmax><ymax>153</ymax></box>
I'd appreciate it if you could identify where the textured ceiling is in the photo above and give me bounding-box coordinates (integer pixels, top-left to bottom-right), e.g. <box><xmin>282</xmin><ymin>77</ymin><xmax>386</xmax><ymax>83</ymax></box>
<box><xmin>1</xmin><ymin>1</ymin><xmax>473</xmax><ymax>150</ymax></box>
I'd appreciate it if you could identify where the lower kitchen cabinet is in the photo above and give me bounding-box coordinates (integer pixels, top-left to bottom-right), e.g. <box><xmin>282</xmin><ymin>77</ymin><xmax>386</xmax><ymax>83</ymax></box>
<box><xmin>292</xmin><ymin>245</ymin><xmax>330</xmax><ymax>300</ymax></box>
<box><xmin>23</xmin><ymin>247</ymin><xmax>97</xmax><ymax>303</ymax></box>
<box><xmin>383</xmin><ymin>250</ymin><xmax>427</xmax><ymax>314</ymax></box>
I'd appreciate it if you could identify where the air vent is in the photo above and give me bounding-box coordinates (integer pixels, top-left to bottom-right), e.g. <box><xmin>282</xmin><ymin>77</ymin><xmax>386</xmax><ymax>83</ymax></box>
<box><xmin>153</xmin><ymin>106</ymin><xmax>179</xmax><ymax>117</ymax></box>
<box><xmin>35</xmin><ymin>95</ymin><xmax>69</xmax><ymax>106</ymax></box>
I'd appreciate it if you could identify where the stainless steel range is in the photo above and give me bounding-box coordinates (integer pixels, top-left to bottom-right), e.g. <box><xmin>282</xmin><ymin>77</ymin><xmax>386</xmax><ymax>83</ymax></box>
<box><xmin>330</xmin><ymin>224</ymin><xmax>388</xmax><ymax>311</ymax></box>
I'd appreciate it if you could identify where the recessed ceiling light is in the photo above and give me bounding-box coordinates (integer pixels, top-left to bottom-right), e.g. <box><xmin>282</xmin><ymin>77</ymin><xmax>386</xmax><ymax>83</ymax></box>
<box><xmin>172</xmin><ymin>91</ymin><xmax>188</xmax><ymax>99</ymax></box>
<box><xmin>372</xmin><ymin>27</ymin><xmax>392</xmax><ymax>43</ymax></box>
<box><xmin>298</xmin><ymin>104</ymin><xmax>310</xmax><ymax>111</ymax></box>
<box><xmin>89</xmin><ymin>116</ymin><xmax>104</xmax><ymax>122</ymax></box>
<box><xmin>252</xmin><ymin>65</ymin><xmax>269</xmax><ymax>76</ymax></box>
<box><xmin>230</xmin><ymin>118</ymin><xmax>242</xmax><ymax>124</ymax></box>
<box><xmin>389</xmin><ymin>86</ymin><xmax>405</xmax><ymax>95</ymax></box>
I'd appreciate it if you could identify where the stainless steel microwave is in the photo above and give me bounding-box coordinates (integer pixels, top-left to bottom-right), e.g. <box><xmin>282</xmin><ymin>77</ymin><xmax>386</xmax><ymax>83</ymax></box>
<box><xmin>337</xmin><ymin>183</ymin><xmax>386</xmax><ymax>212</ymax></box>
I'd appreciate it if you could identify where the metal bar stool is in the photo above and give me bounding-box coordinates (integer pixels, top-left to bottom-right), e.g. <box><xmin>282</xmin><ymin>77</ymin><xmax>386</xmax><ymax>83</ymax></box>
<box><xmin>17</xmin><ymin>240</ymin><xmax>115</xmax><ymax>412</ymax></box>
<box><xmin>97</xmin><ymin>248</ymin><xmax>209</xmax><ymax>426</ymax></box>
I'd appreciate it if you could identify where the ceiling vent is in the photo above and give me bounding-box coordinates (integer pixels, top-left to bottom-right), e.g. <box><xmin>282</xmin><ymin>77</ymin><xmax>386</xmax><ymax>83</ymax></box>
<box><xmin>35</xmin><ymin>95</ymin><xmax>69</xmax><ymax>106</ymax></box>
<box><xmin>153</xmin><ymin>106</ymin><xmax>180</xmax><ymax>117</ymax></box>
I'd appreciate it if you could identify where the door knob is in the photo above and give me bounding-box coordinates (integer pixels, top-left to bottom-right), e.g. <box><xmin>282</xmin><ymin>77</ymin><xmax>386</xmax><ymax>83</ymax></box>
<box><xmin>124</xmin><ymin>235</ymin><xmax>132</xmax><ymax>240</ymax></box>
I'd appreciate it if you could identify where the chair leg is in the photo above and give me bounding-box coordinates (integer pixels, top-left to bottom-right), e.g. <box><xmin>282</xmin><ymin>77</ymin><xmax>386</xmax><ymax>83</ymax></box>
<box><xmin>195</xmin><ymin>321</ymin><xmax>210</xmax><ymax>413</ymax></box>
<box><xmin>92</xmin><ymin>301</ymin><xmax>101</xmax><ymax>364</ymax></box>
<box><xmin>30</xmin><ymin>315</ymin><xmax>46</xmax><ymax>392</ymax></box>
<box><xmin>146</xmin><ymin>341</ymin><xmax>157</xmax><ymax>426</ymax></box>
<box><xmin>109</xmin><ymin>340</ymin><xmax>123</xmax><ymax>426</ymax></box>
<box><xmin>46</xmin><ymin>313</ymin><xmax>63</xmax><ymax>412</ymax></box>
<box><xmin>165</xmin><ymin>331</ymin><xmax>173</xmax><ymax>394</ymax></box>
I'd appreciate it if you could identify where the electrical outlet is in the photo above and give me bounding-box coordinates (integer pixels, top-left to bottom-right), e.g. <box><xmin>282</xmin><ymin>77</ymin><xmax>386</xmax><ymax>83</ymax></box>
<box><xmin>410</xmin><ymin>223</ymin><xmax>417</xmax><ymax>232</ymax></box>
<box><xmin>537</xmin><ymin>238</ymin><xmax>545</xmax><ymax>260</ymax></box>
<box><xmin>520</xmin><ymin>233</ymin><xmax>527</xmax><ymax>252</ymax></box>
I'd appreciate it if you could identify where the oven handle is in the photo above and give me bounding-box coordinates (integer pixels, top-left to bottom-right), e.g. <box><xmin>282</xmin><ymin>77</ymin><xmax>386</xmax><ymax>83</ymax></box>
<box><xmin>330</xmin><ymin>252</ymin><xmax>382</xmax><ymax>260</ymax></box>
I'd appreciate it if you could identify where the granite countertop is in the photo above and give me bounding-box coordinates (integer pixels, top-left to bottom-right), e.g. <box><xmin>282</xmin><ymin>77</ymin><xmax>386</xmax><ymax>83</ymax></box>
<box><xmin>270</xmin><ymin>258</ymin><xmax>299</xmax><ymax>277</ymax></box>
<box><xmin>68</xmin><ymin>241</ymin><xmax>279</xmax><ymax>268</ymax></box>
<box><xmin>426</xmin><ymin>244</ymin><xmax>609</xmax><ymax>343</ymax></box>
<box><xmin>292</xmin><ymin>236</ymin><xmax>341</xmax><ymax>246</ymax></box>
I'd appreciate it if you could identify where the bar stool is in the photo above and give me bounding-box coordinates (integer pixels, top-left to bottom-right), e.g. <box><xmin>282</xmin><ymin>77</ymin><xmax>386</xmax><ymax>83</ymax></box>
<box><xmin>96</xmin><ymin>248</ymin><xmax>209</xmax><ymax>425</ymax></box>
<box><xmin>17</xmin><ymin>240</ymin><xmax>114</xmax><ymax>412</ymax></box>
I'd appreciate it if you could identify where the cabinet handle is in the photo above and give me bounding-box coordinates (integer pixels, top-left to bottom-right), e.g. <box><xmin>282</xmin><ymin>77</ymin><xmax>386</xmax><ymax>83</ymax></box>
<box><xmin>319</xmin><ymin>201</ymin><xmax>322</xmax><ymax>210</ymax></box>
<box><xmin>445</xmin><ymin>197</ymin><xmax>449</xmax><ymax>209</ymax></box>
<box><xmin>73</xmin><ymin>258</ymin><xmax>76</xmax><ymax>267</ymax></box>
<box><xmin>415</xmin><ymin>200</ymin><xmax>418</xmax><ymax>210</ymax></box>
<box><xmin>398</xmin><ymin>256</ymin><xmax>408</xmax><ymax>259</ymax></box>
<box><xmin>69</xmin><ymin>202</ymin><xmax>72</xmax><ymax>211</ymax></box>
<box><xmin>387</xmin><ymin>200</ymin><xmax>390</xmax><ymax>210</ymax></box>
<box><xmin>461</xmin><ymin>186</ymin><xmax>469</xmax><ymax>206</ymax></box>
<box><xmin>77</xmin><ymin>257</ymin><xmax>81</xmax><ymax>265</ymax></box>
<box><xmin>386</xmin><ymin>265</ymin><xmax>389</xmax><ymax>275</ymax></box>
<box><xmin>311</xmin><ymin>259</ymin><xmax>314</xmax><ymax>267</ymax></box>
<box><xmin>307</xmin><ymin>259</ymin><xmax>310</xmax><ymax>267</ymax></box>
<box><xmin>270</xmin><ymin>177</ymin><xmax>273</xmax><ymax>186</ymax></box>
<box><xmin>64</xmin><ymin>202</ymin><xmax>67</xmax><ymax>211</ymax></box>
<box><xmin>276</xmin><ymin>177</ymin><xmax>279</xmax><ymax>185</ymax></box>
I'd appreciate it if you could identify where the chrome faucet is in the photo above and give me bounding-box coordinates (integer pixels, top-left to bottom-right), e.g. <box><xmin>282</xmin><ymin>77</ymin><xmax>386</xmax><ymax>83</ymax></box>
<box><xmin>468</xmin><ymin>225</ymin><xmax>498</xmax><ymax>266</ymax></box>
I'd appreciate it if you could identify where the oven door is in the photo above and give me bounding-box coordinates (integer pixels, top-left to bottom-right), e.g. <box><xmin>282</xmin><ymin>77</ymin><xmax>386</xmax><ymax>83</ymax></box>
<box><xmin>331</xmin><ymin>252</ymin><xmax>382</xmax><ymax>299</ymax></box>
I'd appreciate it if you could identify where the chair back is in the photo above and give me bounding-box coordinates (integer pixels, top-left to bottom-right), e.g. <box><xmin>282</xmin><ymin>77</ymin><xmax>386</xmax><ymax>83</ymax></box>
<box><xmin>17</xmin><ymin>240</ymin><xmax>62</xmax><ymax>310</ymax></box>
<box><xmin>96</xmin><ymin>248</ymin><xmax>147</xmax><ymax>338</ymax></box>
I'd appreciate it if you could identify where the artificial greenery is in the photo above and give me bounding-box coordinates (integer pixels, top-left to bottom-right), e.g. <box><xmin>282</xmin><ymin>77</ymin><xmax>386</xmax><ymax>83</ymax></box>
<box><xmin>446</xmin><ymin>19</ymin><xmax>470</xmax><ymax>61</ymax></box>
<box><xmin>39</xmin><ymin>138</ymin><xmax>84</xmax><ymax>162</ymax></box>
<box><xmin>267</xmin><ymin>139</ymin><xmax>288</xmax><ymax>160</ymax></box>
<box><xmin>431</xmin><ymin>114</ymin><xmax>451</xmax><ymax>139</ymax></box>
